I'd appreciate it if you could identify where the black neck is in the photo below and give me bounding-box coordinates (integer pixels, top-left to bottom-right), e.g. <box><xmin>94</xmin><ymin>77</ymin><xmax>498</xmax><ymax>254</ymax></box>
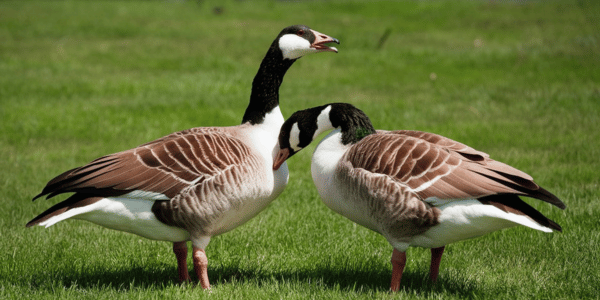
<box><xmin>329</xmin><ymin>103</ymin><xmax>377</xmax><ymax>145</ymax></box>
<box><xmin>242</xmin><ymin>44</ymin><xmax>296</xmax><ymax>125</ymax></box>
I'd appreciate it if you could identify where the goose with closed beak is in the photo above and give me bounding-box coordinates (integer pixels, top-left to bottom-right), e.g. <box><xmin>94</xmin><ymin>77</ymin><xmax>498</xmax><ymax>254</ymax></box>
<box><xmin>273</xmin><ymin>103</ymin><xmax>565</xmax><ymax>291</ymax></box>
<box><xmin>27</xmin><ymin>25</ymin><xmax>339</xmax><ymax>289</ymax></box>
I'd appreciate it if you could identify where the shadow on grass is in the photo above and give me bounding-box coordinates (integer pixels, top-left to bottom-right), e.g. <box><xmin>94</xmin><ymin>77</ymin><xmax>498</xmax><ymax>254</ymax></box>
<box><xmin>27</xmin><ymin>265</ymin><xmax>178</xmax><ymax>291</ymax></box>
<box><xmin>209</xmin><ymin>263</ymin><xmax>479</xmax><ymax>296</ymax></box>
<box><xmin>24</xmin><ymin>261</ymin><xmax>479</xmax><ymax>297</ymax></box>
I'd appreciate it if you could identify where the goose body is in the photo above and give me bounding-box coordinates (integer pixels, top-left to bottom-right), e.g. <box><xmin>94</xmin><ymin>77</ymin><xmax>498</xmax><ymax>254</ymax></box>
<box><xmin>28</xmin><ymin>25</ymin><xmax>339</xmax><ymax>288</ymax></box>
<box><xmin>274</xmin><ymin>103</ymin><xmax>565</xmax><ymax>291</ymax></box>
<box><xmin>32</xmin><ymin>120</ymin><xmax>285</xmax><ymax>244</ymax></box>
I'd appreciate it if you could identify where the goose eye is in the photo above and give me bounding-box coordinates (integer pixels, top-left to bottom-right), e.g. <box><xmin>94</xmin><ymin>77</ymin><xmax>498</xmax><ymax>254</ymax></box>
<box><xmin>296</xmin><ymin>29</ymin><xmax>305</xmax><ymax>36</ymax></box>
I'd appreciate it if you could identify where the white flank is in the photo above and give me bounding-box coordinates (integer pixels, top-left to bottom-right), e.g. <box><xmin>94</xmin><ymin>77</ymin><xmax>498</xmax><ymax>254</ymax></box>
<box><xmin>407</xmin><ymin>199</ymin><xmax>552</xmax><ymax>250</ymax></box>
<box><xmin>279</xmin><ymin>34</ymin><xmax>314</xmax><ymax>60</ymax></box>
<box><xmin>39</xmin><ymin>197</ymin><xmax>190</xmax><ymax>242</ymax></box>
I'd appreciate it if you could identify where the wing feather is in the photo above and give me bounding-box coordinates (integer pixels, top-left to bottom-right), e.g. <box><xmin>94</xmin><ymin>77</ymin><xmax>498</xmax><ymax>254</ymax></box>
<box><xmin>343</xmin><ymin>131</ymin><xmax>565</xmax><ymax>209</ymax></box>
<box><xmin>33</xmin><ymin>127</ymin><xmax>255</xmax><ymax>201</ymax></box>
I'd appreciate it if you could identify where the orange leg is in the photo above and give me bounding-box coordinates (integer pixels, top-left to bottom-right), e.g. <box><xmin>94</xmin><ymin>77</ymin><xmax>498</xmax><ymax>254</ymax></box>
<box><xmin>429</xmin><ymin>246</ymin><xmax>445</xmax><ymax>282</ymax></box>
<box><xmin>173</xmin><ymin>241</ymin><xmax>191</xmax><ymax>283</ymax></box>
<box><xmin>390</xmin><ymin>248</ymin><xmax>407</xmax><ymax>292</ymax></box>
<box><xmin>192</xmin><ymin>246</ymin><xmax>211</xmax><ymax>289</ymax></box>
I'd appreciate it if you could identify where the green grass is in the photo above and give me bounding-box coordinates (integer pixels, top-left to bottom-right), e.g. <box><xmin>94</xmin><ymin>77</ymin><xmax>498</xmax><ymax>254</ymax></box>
<box><xmin>1</xmin><ymin>0</ymin><xmax>599</xmax><ymax>299</ymax></box>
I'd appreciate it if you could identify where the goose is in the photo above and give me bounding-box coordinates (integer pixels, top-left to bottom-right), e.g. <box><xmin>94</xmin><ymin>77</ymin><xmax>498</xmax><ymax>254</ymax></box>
<box><xmin>26</xmin><ymin>25</ymin><xmax>339</xmax><ymax>289</ymax></box>
<box><xmin>273</xmin><ymin>103</ymin><xmax>565</xmax><ymax>291</ymax></box>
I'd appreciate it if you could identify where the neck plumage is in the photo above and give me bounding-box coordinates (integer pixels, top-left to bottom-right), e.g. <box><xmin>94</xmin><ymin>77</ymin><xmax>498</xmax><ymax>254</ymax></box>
<box><xmin>242</xmin><ymin>46</ymin><xmax>296</xmax><ymax>125</ymax></box>
<box><xmin>325</xmin><ymin>104</ymin><xmax>377</xmax><ymax>146</ymax></box>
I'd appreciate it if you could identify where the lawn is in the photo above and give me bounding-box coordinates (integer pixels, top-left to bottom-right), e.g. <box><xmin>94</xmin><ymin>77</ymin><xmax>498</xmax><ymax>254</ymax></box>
<box><xmin>1</xmin><ymin>0</ymin><xmax>599</xmax><ymax>299</ymax></box>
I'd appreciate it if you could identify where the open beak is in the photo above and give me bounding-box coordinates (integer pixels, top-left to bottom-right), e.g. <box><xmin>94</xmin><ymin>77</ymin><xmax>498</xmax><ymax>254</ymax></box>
<box><xmin>310</xmin><ymin>29</ymin><xmax>339</xmax><ymax>53</ymax></box>
<box><xmin>273</xmin><ymin>148</ymin><xmax>290</xmax><ymax>171</ymax></box>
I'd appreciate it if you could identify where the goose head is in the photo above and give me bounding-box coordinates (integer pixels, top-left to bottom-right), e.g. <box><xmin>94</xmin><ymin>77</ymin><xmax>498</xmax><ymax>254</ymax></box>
<box><xmin>276</xmin><ymin>25</ymin><xmax>340</xmax><ymax>60</ymax></box>
<box><xmin>274</xmin><ymin>103</ymin><xmax>376</xmax><ymax>170</ymax></box>
<box><xmin>243</xmin><ymin>25</ymin><xmax>339</xmax><ymax>125</ymax></box>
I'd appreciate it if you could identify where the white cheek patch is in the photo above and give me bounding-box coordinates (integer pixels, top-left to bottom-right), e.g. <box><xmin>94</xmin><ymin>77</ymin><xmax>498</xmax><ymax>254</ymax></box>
<box><xmin>289</xmin><ymin>122</ymin><xmax>302</xmax><ymax>152</ymax></box>
<box><xmin>279</xmin><ymin>34</ymin><xmax>315</xmax><ymax>60</ymax></box>
<box><xmin>314</xmin><ymin>105</ymin><xmax>333</xmax><ymax>140</ymax></box>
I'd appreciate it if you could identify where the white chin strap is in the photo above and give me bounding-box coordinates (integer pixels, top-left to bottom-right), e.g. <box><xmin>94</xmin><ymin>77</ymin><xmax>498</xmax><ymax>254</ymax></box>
<box><xmin>279</xmin><ymin>34</ymin><xmax>315</xmax><ymax>60</ymax></box>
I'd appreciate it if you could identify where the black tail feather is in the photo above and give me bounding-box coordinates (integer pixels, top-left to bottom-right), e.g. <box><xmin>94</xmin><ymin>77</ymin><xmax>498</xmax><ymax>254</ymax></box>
<box><xmin>480</xmin><ymin>194</ymin><xmax>562</xmax><ymax>232</ymax></box>
<box><xmin>26</xmin><ymin>194</ymin><xmax>102</xmax><ymax>227</ymax></box>
<box><xmin>478</xmin><ymin>172</ymin><xmax>566</xmax><ymax>210</ymax></box>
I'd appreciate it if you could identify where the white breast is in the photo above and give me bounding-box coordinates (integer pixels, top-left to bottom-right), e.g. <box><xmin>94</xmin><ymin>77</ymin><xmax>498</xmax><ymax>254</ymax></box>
<box><xmin>311</xmin><ymin>130</ymin><xmax>345</xmax><ymax>201</ymax></box>
<box><xmin>210</xmin><ymin>110</ymin><xmax>289</xmax><ymax>235</ymax></box>
<box><xmin>310</xmin><ymin>130</ymin><xmax>378</xmax><ymax>230</ymax></box>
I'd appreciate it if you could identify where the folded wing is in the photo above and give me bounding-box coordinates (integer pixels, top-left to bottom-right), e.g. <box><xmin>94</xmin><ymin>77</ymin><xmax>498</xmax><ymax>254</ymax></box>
<box><xmin>343</xmin><ymin>130</ymin><xmax>565</xmax><ymax>209</ymax></box>
<box><xmin>27</xmin><ymin>127</ymin><xmax>256</xmax><ymax>228</ymax></box>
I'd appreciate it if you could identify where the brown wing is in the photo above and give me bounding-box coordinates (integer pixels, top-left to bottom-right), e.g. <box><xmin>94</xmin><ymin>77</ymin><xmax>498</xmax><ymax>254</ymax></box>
<box><xmin>33</xmin><ymin>127</ymin><xmax>253</xmax><ymax>201</ymax></box>
<box><xmin>342</xmin><ymin>131</ymin><xmax>565</xmax><ymax>209</ymax></box>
